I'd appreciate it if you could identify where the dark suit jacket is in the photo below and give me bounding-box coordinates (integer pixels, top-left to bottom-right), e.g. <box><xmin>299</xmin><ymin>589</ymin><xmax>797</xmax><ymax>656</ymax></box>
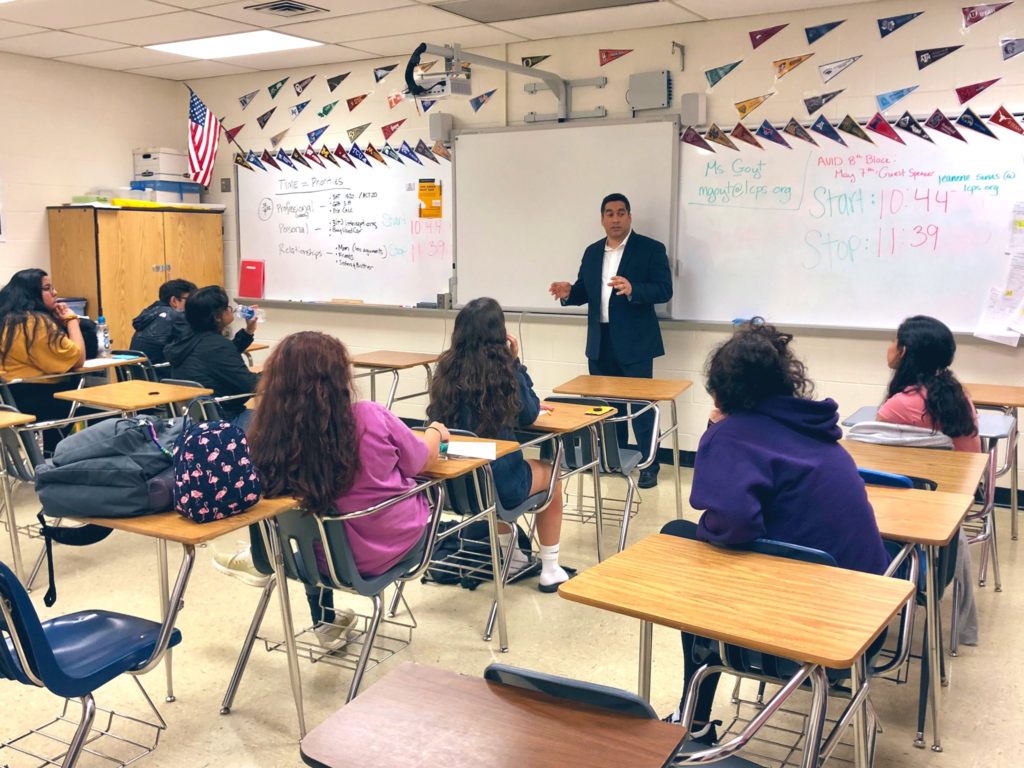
<box><xmin>562</xmin><ymin>231</ymin><xmax>673</xmax><ymax>365</ymax></box>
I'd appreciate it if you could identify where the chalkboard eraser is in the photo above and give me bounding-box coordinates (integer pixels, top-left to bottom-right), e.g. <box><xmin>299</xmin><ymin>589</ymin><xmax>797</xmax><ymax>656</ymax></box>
<box><xmin>417</xmin><ymin>301</ymin><xmax>437</xmax><ymax>309</ymax></box>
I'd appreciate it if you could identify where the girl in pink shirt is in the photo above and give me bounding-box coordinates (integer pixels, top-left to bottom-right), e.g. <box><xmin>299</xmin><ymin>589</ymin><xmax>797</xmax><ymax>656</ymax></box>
<box><xmin>877</xmin><ymin>315</ymin><xmax>980</xmax><ymax>452</ymax></box>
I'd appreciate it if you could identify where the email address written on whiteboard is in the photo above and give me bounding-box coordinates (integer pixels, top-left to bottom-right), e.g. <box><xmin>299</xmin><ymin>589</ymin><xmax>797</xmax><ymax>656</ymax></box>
<box><xmin>690</xmin><ymin>151</ymin><xmax>1016</xmax><ymax>271</ymax></box>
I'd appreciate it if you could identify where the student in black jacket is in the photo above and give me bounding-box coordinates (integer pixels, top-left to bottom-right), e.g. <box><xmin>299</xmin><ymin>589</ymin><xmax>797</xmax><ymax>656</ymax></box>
<box><xmin>130</xmin><ymin>279</ymin><xmax>195</xmax><ymax>369</ymax></box>
<box><xmin>164</xmin><ymin>286</ymin><xmax>259</xmax><ymax>425</ymax></box>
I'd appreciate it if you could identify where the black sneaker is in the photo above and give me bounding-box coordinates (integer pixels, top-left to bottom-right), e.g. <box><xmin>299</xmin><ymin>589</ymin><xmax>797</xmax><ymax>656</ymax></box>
<box><xmin>638</xmin><ymin>470</ymin><xmax>659</xmax><ymax>489</ymax></box>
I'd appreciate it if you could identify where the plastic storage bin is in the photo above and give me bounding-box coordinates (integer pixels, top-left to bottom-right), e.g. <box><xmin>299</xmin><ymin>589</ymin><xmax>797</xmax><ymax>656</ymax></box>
<box><xmin>130</xmin><ymin>180</ymin><xmax>202</xmax><ymax>204</ymax></box>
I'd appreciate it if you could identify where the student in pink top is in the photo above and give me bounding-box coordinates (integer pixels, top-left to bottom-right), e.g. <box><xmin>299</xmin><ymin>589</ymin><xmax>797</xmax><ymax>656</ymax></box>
<box><xmin>217</xmin><ymin>331</ymin><xmax>449</xmax><ymax>651</ymax></box>
<box><xmin>877</xmin><ymin>315</ymin><xmax>980</xmax><ymax>452</ymax></box>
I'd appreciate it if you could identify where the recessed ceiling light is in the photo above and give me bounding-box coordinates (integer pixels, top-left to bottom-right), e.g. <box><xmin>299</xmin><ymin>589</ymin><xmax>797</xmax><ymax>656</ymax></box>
<box><xmin>147</xmin><ymin>30</ymin><xmax>322</xmax><ymax>59</ymax></box>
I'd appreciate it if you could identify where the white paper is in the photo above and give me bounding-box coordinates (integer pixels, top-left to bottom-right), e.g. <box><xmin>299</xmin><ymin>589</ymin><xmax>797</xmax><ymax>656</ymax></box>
<box><xmin>444</xmin><ymin>441</ymin><xmax>497</xmax><ymax>460</ymax></box>
<box><xmin>1011</xmin><ymin>203</ymin><xmax>1024</xmax><ymax>249</ymax></box>
<box><xmin>975</xmin><ymin>286</ymin><xmax>1022</xmax><ymax>346</ymax></box>
<box><xmin>1005</xmin><ymin>251</ymin><xmax>1024</xmax><ymax>333</ymax></box>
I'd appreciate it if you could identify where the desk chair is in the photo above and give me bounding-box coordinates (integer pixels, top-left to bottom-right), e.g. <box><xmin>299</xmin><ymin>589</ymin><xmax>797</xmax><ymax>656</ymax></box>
<box><xmin>483</xmin><ymin>664</ymin><xmax>765</xmax><ymax>767</ymax></box>
<box><xmin>970</xmin><ymin>411</ymin><xmax>1015</xmax><ymax>593</ymax></box>
<box><xmin>0</xmin><ymin>560</ymin><xmax>180</xmax><ymax>768</ymax></box>
<box><xmin>220</xmin><ymin>488</ymin><xmax>445</xmax><ymax>722</ymax></box>
<box><xmin>111</xmin><ymin>350</ymin><xmax>158</xmax><ymax>383</ymax></box>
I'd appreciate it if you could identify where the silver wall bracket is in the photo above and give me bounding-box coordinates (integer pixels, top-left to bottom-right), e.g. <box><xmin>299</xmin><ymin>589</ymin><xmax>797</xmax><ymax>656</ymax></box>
<box><xmin>524</xmin><ymin>77</ymin><xmax>607</xmax><ymax>123</ymax></box>
<box><xmin>672</xmin><ymin>42</ymin><xmax>685</xmax><ymax>71</ymax></box>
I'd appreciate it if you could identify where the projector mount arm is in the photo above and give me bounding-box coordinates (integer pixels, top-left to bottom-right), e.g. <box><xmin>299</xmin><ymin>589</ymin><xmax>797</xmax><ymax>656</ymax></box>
<box><xmin>405</xmin><ymin>42</ymin><xmax>570</xmax><ymax>122</ymax></box>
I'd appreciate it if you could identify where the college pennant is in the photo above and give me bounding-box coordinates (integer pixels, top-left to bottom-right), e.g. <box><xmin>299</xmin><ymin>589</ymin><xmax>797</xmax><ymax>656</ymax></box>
<box><xmin>379</xmin><ymin>120</ymin><xmax>404</xmax><ymax>141</ymax></box>
<box><xmin>276</xmin><ymin>148</ymin><xmax>296</xmax><ymax>170</ymax></box>
<box><xmin>239</xmin><ymin>90</ymin><xmax>259</xmax><ymax>110</ymax></box>
<box><xmin>704</xmin><ymin>124</ymin><xmax>738</xmax><ymax>151</ymax></box>
<box><xmin>735</xmin><ymin>92</ymin><xmax>773</xmax><ymax>118</ymax></box>
<box><xmin>294</xmin><ymin>75</ymin><xmax>315</xmax><ymax>96</ymax></box>
<box><xmin>381</xmin><ymin>143</ymin><xmax>404</xmax><ymax>164</ymax></box>
<box><xmin>956</xmin><ymin>78</ymin><xmax>1000</xmax><ymax>104</ymax></box>
<box><xmin>819</xmin><ymin>56</ymin><xmax>861</xmax><ymax>84</ymax></box>
<box><xmin>1002</xmin><ymin>38</ymin><xmax>1024</xmax><ymax>60</ymax></box>
<box><xmin>730</xmin><ymin>122</ymin><xmax>763</xmax><ymax>149</ymax></box>
<box><xmin>876</xmin><ymin>86</ymin><xmax>917</xmax><ymax>111</ymax></box>
<box><xmin>805</xmin><ymin>20</ymin><xmax>845</xmax><ymax>44</ymax></box>
<box><xmin>347</xmin><ymin>94</ymin><xmax>368</xmax><ymax>111</ymax></box>
<box><xmin>261</xmin><ymin>149</ymin><xmax>281</xmax><ymax>171</ymax></box>
<box><xmin>783</xmin><ymin>117</ymin><xmax>818</xmax><ymax>145</ymax></box>
<box><xmin>415</xmin><ymin>139</ymin><xmax>439</xmax><ymax>164</ymax></box>
<box><xmin>803</xmin><ymin>90</ymin><xmax>844</xmax><ymax>115</ymax></box>
<box><xmin>599</xmin><ymin>49</ymin><xmax>633</xmax><ymax>66</ymax></box>
<box><xmin>878</xmin><ymin>12</ymin><xmax>923</xmax><ymax>38</ymax></box>
<box><xmin>681</xmin><ymin>126</ymin><xmax>714</xmax><ymax>152</ymax></box>
<box><xmin>810</xmin><ymin>115</ymin><xmax>848</xmax><ymax>146</ymax></box>
<box><xmin>415</xmin><ymin>60</ymin><xmax>437</xmax><ymax>74</ymax></box>
<box><xmin>399</xmin><ymin>140</ymin><xmax>423</xmax><ymax>165</ymax></box>
<box><xmin>990</xmin><ymin>105</ymin><xmax>1024</xmax><ymax>135</ymax></box>
<box><xmin>866</xmin><ymin>113</ymin><xmax>906</xmax><ymax>144</ymax></box>
<box><xmin>432</xmin><ymin>141</ymin><xmax>452</xmax><ymax>162</ymax></box>
<box><xmin>925</xmin><ymin>110</ymin><xmax>967</xmax><ymax>141</ymax></box>
<box><xmin>257</xmin><ymin>107</ymin><xmax>276</xmax><ymax>130</ymax></box>
<box><xmin>894</xmin><ymin>111</ymin><xmax>934</xmax><ymax>142</ymax></box>
<box><xmin>246</xmin><ymin>150</ymin><xmax>267</xmax><ymax>171</ymax></box>
<box><xmin>774</xmin><ymin>53</ymin><xmax>814</xmax><ymax>79</ymax></box>
<box><xmin>269</xmin><ymin>129</ymin><xmax>289</xmax><ymax>149</ymax></box>
<box><xmin>387</xmin><ymin>91</ymin><xmax>405</xmax><ymax>109</ymax></box>
<box><xmin>705</xmin><ymin>60</ymin><xmax>742</xmax><ymax>88</ymax></box>
<box><xmin>365</xmin><ymin>143</ymin><xmax>387</xmax><ymax>165</ymax></box>
<box><xmin>916</xmin><ymin>46</ymin><xmax>963</xmax><ymax>70</ymax></box>
<box><xmin>268</xmin><ymin>77</ymin><xmax>289</xmax><ymax>99</ymax></box>
<box><xmin>470</xmin><ymin>89</ymin><xmax>497</xmax><ymax>112</ymax></box>
<box><xmin>327</xmin><ymin>73</ymin><xmax>350</xmax><ymax>92</ymax></box>
<box><xmin>307</xmin><ymin>126</ymin><xmax>328</xmax><ymax>145</ymax></box>
<box><xmin>957</xmin><ymin>107</ymin><xmax>997</xmax><ymax>138</ymax></box>
<box><xmin>318</xmin><ymin>101</ymin><xmax>338</xmax><ymax>119</ymax></box>
<box><xmin>320</xmin><ymin>145</ymin><xmax>340</xmax><ymax>166</ymax></box>
<box><xmin>289</xmin><ymin>101</ymin><xmax>310</xmax><ymax>119</ymax></box>
<box><xmin>234</xmin><ymin>152</ymin><xmax>254</xmax><ymax>171</ymax></box>
<box><xmin>373</xmin><ymin>64</ymin><xmax>398</xmax><ymax>82</ymax></box>
<box><xmin>223</xmin><ymin>124</ymin><xmax>244</xmax><ymax>143</ymax></box>
<box><xmin>749</xmin><ymin>24</ymin><xmax>788</xmax><ymax>49</ymax></box>
<box><xmin>838</xmin><ymin>114</ymin><xmax>873</xmax><ymax>144</ymax></box>
<box><xmin>522</xmin><ymin>55</ymin><xmax>550</xmax><ymax>68</ymax></box>
<box><xmin>963</xmin><ymin>3</ymin><xmax>1012</xmax><ymax>28</ymax></box>
<box><xmin>304</xmin><ymin>145</ymin><xmax>325</xmax><ymax>168</ymax></box>
<box><xmin>349</xmin><ymin>143</ymin><xmax>373</xmax><ymax>167</ymax></box>
<box><xmin>334</xmin><ymin>144</ymin><xmax>356</xmax><ymax>168</ymax></box>
<box><xmin>347</xmin><ymin>123</ymin><xmax>370</xmax><ymax>143</ymax></box>
<box><xmin>291</xmin><ymin>148</ymin><xmax>311</xmax><ymax>168</ymax></box>
<box><xmin>756</xmin><ymin>120</ymin><xmax>791</xmax><ymax>148</ymax></box>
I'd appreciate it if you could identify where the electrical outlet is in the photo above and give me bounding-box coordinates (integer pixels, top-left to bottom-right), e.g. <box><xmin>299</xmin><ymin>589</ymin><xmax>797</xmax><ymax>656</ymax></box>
<box><xmin>221</xmin><ymin>178</ymin><xmax>231</xmax><ymax>193</ymax></box>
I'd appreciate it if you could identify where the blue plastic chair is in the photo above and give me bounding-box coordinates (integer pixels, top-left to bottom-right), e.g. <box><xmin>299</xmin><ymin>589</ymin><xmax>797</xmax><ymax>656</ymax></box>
<box><xmin>0</xmin><ymin>560</ymin><xmax>181</xmax><ymax>767</ymax></box>
<box><xmin>857</xmin><ymin>468</ymin><xmax>914</xmax><ymax>489</ymax></box>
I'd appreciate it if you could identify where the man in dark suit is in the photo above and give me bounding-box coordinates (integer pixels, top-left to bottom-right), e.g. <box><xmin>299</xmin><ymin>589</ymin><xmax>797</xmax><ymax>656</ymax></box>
<box><xmin>549</xmin><ymin>193</ymin><xmax>673</xmax><ymax>488</ymax></box>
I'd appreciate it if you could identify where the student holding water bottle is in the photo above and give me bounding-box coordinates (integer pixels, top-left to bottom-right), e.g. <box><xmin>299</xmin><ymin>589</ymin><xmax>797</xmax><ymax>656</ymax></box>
<box><xmin>165</xmin><ymin>285</ymin><xmax>260</xmax><ymax>428</ymax></box>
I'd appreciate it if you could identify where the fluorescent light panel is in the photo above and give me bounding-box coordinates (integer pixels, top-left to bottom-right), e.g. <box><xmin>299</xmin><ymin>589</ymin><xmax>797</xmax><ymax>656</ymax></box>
<box><xmin>147</xmin><ymin>30</ymin><xmax>321</xmax><ymax>59</ymax></box>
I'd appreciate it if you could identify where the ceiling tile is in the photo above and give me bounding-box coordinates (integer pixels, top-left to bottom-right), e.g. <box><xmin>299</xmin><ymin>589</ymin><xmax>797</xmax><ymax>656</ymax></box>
<box><xmin>127</xmin><ymin>59</ymin><xmax>258</xmax><ymax>80</ymax></box>
<box><xmin>213</xmin><ymin>42</ymin><xmax>370</xmax><ymax>69</ymax></box>
<box><xmin>492</xmin><ymin>2</ymin><xmax>700</xmax><ymax>37</ymax></box>
<box><xmin>56</xmin><ymin>46</ymin><xmax>196</xmax><ymax>71</ymax></box>
<box><xmin>0</xmin><ymin>31</ymin><xmax>126</xmax><ymax>57</ymax></box>
<box><xmin>148</xmin><ymin>0</ymin><xmax>237</xmax><ymax>7</ymax></box>
<box><xmin>439</xmin><ymin>0</ymin><xmax>662</xmax><ymax>23</ymax></box>
<box><xmin>201</xmin><ymin>0</ymin><xmax>415</xmax><ymax>28</ymax></box>
<box><xmin>283</xmin><ymin>5</ymin><xmax>473</xmax><ymax>43</ymax></box>
<box><xmin>0</xmin><ymin>0</ymin><xmax>171</xmax><ymax>29</ymax></box>
<box><xmin>669</xmin><ymin>0</ymin><xmax>873</xmax><ymax>19</ymax></box>
<box><xmin>0</xmin><ymin>19</ymin><xmax>45</xmax><ymax>39</ymax></box>
<box><xmin>348</xmin><ymin>25</ymin><xmax>526</xmax><ymax>56</ymax></box>
<box><xmin>74</xmin><ymin>11</ymin><xmax>256</xmax><ymax>46</ymax></box>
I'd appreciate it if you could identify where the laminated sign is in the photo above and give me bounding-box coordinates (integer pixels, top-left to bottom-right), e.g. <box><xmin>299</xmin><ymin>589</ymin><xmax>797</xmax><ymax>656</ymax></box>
<box><xmin>418</xmin><ymin>180</ymin><xmax>443</xmax><ymax>219</ymax></box>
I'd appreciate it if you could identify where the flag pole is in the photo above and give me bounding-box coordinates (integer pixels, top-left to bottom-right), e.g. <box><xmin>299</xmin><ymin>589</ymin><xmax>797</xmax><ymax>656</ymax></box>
<box><xmin>184</xmin><ymin>81</ymin><xmax>248</xmax><ymax>157</ymax></box>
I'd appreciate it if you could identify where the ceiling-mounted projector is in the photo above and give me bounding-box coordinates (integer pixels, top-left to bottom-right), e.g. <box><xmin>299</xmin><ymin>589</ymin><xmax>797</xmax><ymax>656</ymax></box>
<box><xmin>413</xmin><ymin>70</ymin><xmax>473</xmax><ymax>99</ymax></box>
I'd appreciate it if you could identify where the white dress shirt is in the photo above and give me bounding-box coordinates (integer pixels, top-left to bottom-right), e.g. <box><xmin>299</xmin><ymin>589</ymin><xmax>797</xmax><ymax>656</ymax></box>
<box><xmin>600</xmin><ymin>230</ymin><xmax>631</xmax><ymax>323</ymax></box>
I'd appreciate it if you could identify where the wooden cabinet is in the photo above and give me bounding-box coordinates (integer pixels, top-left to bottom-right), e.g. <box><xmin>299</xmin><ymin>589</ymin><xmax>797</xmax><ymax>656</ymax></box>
<box><xmin>47</xmin><ymin>207</ymin><xmax>224</xmax><ymax>351</ymax></box>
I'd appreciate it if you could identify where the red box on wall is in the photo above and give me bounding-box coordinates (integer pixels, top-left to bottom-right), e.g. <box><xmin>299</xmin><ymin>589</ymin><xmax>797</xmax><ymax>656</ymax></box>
<box><xmin>238</xmin><ymin>260</ymin><xmax>265</xmax><ymax>299</ymax></box>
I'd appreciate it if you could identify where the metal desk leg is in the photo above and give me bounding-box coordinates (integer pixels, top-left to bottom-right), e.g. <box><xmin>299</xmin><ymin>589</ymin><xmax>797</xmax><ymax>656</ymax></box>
<box><xmin>925</xmin><ymin>544</ymin><xmax>943</xmax><ymax>752</ymax></box>
<box><xmin>851</xmin><ymin>657</ymin><xmax>872</xmax><ymax>768</ymax></box>
<box><xmin>485</xmin><ymin>506</ymin><xmax>509</xmax><ymax>652</ymax></box>
<box><xmin>1012</xmin><ymin>407</ymin><xmax>1019</xmax><ymax>541</ymax></box>
<box><xmin>1</xmin><ymin>458</ymin><xmax>23</xmax><ymax>584</ymax></box>
<box><xmin>638</xmin><ymin>620</ymin><xmax>653</xmax><ymax>702</ymax></box>
<box><xmin>385</xmin><ymin>370</ymin><xmax>400</xmax><ymax>410</ymax></box>
<box><xmin>589</xmin><ymin>424</ymin><xmax>604</xmax><ymax>563</ymax></box>
<box><xmin>671</xmin><ymin>400</ymin><xmax>682</xmax><ymax>520</ymax></box>
<box><xmin>800</xmin><ymin>666</ymin><xmax>829</xmax><ymax>768</ymax></box>
<box><xmin>369</xmin><ymin>370</ymin><xmax>377</xmax><ymax>404</ymax></box>
<box><xmin>156</xmin><ymin>539</ymin><xmax>175</xmax><ymax>703</ymax></box>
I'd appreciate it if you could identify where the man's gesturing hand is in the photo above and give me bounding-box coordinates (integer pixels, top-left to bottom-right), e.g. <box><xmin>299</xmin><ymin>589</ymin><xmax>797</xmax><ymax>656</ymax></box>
<box><xmin>608</xmin><ymin>276</ymin><xmax>632</xmax><ymax>297</ymax></box>
<box><xmin>549</xmin><ymin>282</ymin><xmax>571</xmax><ymax>300</ymax></box>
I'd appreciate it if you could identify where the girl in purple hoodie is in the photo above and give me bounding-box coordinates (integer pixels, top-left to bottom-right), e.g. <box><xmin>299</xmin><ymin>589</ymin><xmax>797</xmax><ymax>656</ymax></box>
<box><xmin>661</xmin><ymin>319</ymin><xmax>889</xmax><ymax>744</ymax></box>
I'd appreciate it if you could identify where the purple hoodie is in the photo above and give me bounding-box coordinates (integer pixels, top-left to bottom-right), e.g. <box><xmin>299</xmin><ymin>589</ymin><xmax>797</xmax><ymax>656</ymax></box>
<box><xmin>692</xmin><ymin>396</ymin><xmax>890</xmax><ymax>576</ymax></box>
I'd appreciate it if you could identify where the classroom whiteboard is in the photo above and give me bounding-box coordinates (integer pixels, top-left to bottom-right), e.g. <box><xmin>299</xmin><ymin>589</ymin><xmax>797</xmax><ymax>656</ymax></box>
<box><xmin>237</xmin><ymin>147</ymin><xmax>452</xmax><ymax>305</ymax></box>
<box><xmin>677</xmin><ymin>134</ymin><xmax>1022</xmax><ymax>331</ymax></box>
<box><xmin>454</xmin><ymin>119</ymin><xmax>678</xmax><ymax>313</ymax></box>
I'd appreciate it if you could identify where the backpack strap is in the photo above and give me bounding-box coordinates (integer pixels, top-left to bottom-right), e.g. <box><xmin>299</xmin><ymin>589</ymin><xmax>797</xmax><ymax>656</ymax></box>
<box><xmin>36</xmin><ymin>511</ymin><xmax>113</xmax><ymax>608</ymax></box>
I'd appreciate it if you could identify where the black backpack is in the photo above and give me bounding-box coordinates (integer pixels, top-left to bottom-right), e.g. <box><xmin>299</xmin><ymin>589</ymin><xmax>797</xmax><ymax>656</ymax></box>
<box><xmin>422</xmin><ymin>520</ymin><xmax>537</xmax><ymax>590</ymax></box>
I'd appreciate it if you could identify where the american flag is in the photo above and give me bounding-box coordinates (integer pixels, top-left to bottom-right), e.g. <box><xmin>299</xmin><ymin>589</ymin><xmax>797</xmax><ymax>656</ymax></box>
<box><xmin>188</xmin><ymin>89</ymin><xmax>219</xmax><ymax>187</ymax></box>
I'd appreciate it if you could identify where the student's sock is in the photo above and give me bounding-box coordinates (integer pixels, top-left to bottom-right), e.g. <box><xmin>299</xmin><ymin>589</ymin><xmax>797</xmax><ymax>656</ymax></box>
<box><xmin>538</xmin><ymin>543</ymin><xmax>569</xmax><ymax>587</ymax></box>
<box><xmin>499</xmin><ymin>531</ymin><xmax>530</xmax><ymax>573</ymax></box>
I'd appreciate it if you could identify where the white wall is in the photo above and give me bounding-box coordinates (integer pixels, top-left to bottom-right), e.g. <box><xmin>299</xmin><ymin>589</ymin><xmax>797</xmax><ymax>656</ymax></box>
<box><xmin>0</xmin><ymin>52</ymin><xmax>184</xmax><ymax>284</ymax></box>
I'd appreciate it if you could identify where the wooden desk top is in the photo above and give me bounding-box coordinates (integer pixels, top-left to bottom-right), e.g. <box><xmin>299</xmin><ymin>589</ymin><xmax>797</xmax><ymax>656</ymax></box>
<box><xmin>841</xmin><ymin>440</ymin><xmax>989</xmax><ymax>496</ymax></box>
<box><xmin>351</xmin><ymin>351</ymin><xmax>439</xmax><ymax>370</ymax></box>
<box><xmin>246</xmin><ymin>343</ymin><xmax>269</xmax><ymax>353</ymax></box>
<box><xmin>559</xmin><ymin>535</ymin><xmax>912</xmax><ymax>669</ymax></box>
<box><xmin>964</xmin><ymin>383</ymin><xmax>1024</xmax><ymax>409</ymax></box>
<box><xmin>553</xmin><ymin>375</ymin><xmax>692</xmax><ymax>402</ymax></box>
<box><xmin>300</xmin><ymin>662</ymin><xmax>685</xmax><ymax>768</ymax></box>
<box><xmin>249</xmin><ymin>365</ymin><xmax>264</xmax><ymax>374</ymax></box>
<box><xmin>867</xmin><ymin>486</ymin><xmax>973</xmax><ymax>547</ymax></box>
<box><xmin>53</xmin><ymin>380</ymin><xmax>213</xmax><ymax>411</ymax></box>
<box><xmin>77</xmin><ymin>496</ymin><xmax>297</xmax><ymax>546</ymax></box>
<box><xmin>416</xmin><ymin>435</ymin><xmax>520</xmax><ymax>480</ymax></box>
<box><xmin>0</xmin><ymin>411</ymin><xmax>36</xmax><ymax>429</ymax></box>
<box><xmin>525</xmin><ymin>401</ymin><xmax>617</xmax><ymax>434</ymax></box>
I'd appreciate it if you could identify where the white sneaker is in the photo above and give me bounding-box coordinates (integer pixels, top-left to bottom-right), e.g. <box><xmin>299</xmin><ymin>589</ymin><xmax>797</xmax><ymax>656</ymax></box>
<box><xmin>312</xmin><ymin>608</ymin><xmax>358</xmax><ymax>653</ymax></box>
<box><xmin>505</xmin><ymin>546</ymin><xmax>533</xmax><ymax>579</ymax></box>
<box><xmin>212</xmin><ymin>543</ymin><xmax>271</xmax><ymax>588</ymax></box>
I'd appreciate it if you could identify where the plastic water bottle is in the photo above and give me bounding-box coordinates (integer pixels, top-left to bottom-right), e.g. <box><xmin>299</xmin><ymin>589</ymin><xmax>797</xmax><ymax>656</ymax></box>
<box><xmin>96</xmin><ymin>316</ymin><xmax>111</xmax><ymax>358</ymax></box>
<box><xmin>233</xmin><ymin>305</ymin><xmax>266</xmax><ymax>323</ymax></box>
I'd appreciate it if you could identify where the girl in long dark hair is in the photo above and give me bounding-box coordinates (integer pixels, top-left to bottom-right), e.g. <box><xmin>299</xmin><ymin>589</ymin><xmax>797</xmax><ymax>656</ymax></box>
<box><xmin>877</xmin><ymin>315</ymin><xmax>980</xmax><ymax>452</ymax></box>
<box><xmin>214</xmin><ymin>331</ymin><xmax>449</xmax><ymax>650</ymax></box>
<box><xmin>428</xmin><ymin>297</ymin><xmax>569</xmax><ymax>592</ymax></box>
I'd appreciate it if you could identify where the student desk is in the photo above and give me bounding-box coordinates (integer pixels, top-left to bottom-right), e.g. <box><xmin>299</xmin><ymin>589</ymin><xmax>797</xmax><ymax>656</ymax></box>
<box><xmin>300</xmin><ymin>662</ymin><xmax>686</xmax><ymax>768</ymax></box>
<box><xmin>840</xmin><ymin>440</ymin><xmax>989</xmax><ymax>497</ymax></box>
<box><xmin>964</xmin><ymin>383</ymin><xmax>1024</xmax><ymax>540</ymax></box>
<box><xmin>75</xmin><ymin>498</ymin><xmax>298</xmax><ymax>711</ymax></box>
<box><xmin>243</xmin><ymin>342</ymin><xmax>269</xmax><ymax>367</ymax></box>
<box><xmin>249</xmin><ymin>365</ymin><xmax>263</xmax><ymax>375</ymax></box>
<box><xmin>866</xmin><ymin>486</ymin><xmax>974</xmax><ymax>752</ymax></box>
<box><xmin>559</xmin><ymin>534</ymin><xmax>912</xmax><ymax>768</ymax></box>
<box><xmin>552</xmin><ymin>376</ymin><xmax>693</xmax><ymax>520</ymax></box>
<box><xmin>53</xmin><ymin>380</ymin><xmax>212</xmax><ymax>414</ymax></box>
<box><xmin>0</xmin><ymin>410</ymin><xmax>36</xmax><ymax>584</ymax></box>
<box><xmin>351</xmin><ymin>351</ymin><xmax>438</xmax><ymax>410</ymax></box>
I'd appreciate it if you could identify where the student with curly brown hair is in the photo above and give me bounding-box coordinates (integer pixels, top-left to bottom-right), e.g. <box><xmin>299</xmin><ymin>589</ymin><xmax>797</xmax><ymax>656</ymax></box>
<box><xmin>428</xmin><ymin>297</ymin><xmax>569</xmax><ymax>593</ymax></box>
<box><xmin>660</xmin><ymin>318</ymin><xmax>889</xmax><ymax>744</ymax></box>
